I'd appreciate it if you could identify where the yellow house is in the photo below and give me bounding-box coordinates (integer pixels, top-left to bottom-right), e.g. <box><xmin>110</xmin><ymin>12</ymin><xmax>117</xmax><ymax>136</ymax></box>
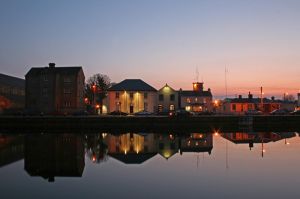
<box><xmin>106</xmin><ymin>79</ymin><xmax>157</xmax><ymax>114</ymax></box>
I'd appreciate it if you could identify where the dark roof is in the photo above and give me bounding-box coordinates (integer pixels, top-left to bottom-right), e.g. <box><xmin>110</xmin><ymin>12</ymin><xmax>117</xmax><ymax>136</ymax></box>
<box><xmin>0</xmin><ymin>73</ymin><xmax>25</xmax><ymax>88</ymax></box>
<box><xmin>180</xmin><ymin>91</ymin><xmax>212</xmax><ymax>97</ymax></box>
<box><xmin>25</xmin><ymin>66</ymin><xmax>83</xmax><ymax>76</ymax></box>
<box><xmin>109</xmin><ymin>153</ymin><xmax>157</xmax><ymax>164</ymax></box>
<box><xmin>108</xmin><ymin>79</ymin><xmax>157</xmax><ymax>91</ymax></box>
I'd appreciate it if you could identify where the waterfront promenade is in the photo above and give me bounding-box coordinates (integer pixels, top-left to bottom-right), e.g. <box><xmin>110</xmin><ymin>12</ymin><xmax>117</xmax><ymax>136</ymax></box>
<box><xmin>1</xmin><ymin>115</ymin><xmax>300</xmax><ymax>133</ymax></box>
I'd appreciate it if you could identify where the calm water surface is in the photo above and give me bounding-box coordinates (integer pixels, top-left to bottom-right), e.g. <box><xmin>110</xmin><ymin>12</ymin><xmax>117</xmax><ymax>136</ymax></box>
<box><xmin>1</xmin><ymin>131</ymin><xmax>300</xmax><ymax>199</ymax></box>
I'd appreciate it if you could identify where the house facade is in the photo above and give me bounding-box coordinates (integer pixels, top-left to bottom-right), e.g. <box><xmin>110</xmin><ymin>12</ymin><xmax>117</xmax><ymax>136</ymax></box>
<box><xmin>0</xmin><ymin>73</ymin><xmax>25</xmax><ymax>112</ymax></box>
<box><xmin>221</xmin><ymin>93</ymin><xmax>281</xmax><ymax>114</ymax></box>
<box><xmin>25</xmin><ymin>63</ymin><xmax>85</xmax><ymax>114</ymax></box>
<box><xmin>179</xmin><ymin>82</ymin><xmax>213</xmax><ymax>112</ymax></box>
<box><xmin>157</xmin><ymin>84</ymin><xmax>178</xmax><ymax>112</ymax></box>
<box><xmin>106</xmin><ymin>79</ymin><xmax>157</xmax><ymax>114</ymax></box>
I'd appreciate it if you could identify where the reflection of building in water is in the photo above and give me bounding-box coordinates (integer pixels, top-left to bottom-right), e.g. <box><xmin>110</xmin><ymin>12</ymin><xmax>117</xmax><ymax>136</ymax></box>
<box><xmin>99</xmin><ymin>133</ymin><xmax>215</xmax><ymax>164</ymax></box>
<box><xmin>180</xmin><ymin>133</ymin><xmax>213</xmax><ymax>155</ymax></box>
<box><xmin>105</xmin><ymin>133</ymin><xmax>157</xmax><ymax>164</ymax></box>
<box><xmin>0</xmin><ymin>135</ymin><xmax>24</xmax><ymax>167</ymax></box>
<box><xmin>24</xmin><ymin>134</ymin><xmax>85</xmax><ymax>182</ymax></box>
<box><xmin>222</xmin><ymin>132</ymin><xmax>297</xmax><ymax>155</ymax></box>
<box><xmin>158</xmin><ymin>134</ymin><xmax>179</xmax><ymax>160</ymax></box>
<box><xmin>85</xmin><ymin>133</ymin><xmax>108</xmax><ymax>163</ymax></box>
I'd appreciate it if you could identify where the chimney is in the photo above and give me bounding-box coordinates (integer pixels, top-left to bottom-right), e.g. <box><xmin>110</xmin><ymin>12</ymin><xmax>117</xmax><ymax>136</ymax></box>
<box><xmin>49</xmin><ymin>63</ymin><xmax>56</xmax><ymax>68</ymax></box>
<box><xmin>238</xmin><ymin>95</ymin><xmax>242</xmax><ymax>99</ymax></box>
<box><xmin>248</xmin><ymin>92</ymin><xmax>253</xmax><ymax>99</ymax></box>
<box><xmin>208</xmin><ymin>88</ymin><xmax>211</xmax><ymax>92</ymax></box>
<box><xmin>192</xmin><ymin>82</ymin><xmax>203</xmax><ymax>92</ymax></box>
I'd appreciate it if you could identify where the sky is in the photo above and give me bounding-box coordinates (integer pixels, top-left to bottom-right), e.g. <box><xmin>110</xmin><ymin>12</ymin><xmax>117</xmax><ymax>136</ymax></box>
<box><xmin>0</xmin><ymin>0</ymin><xmax>300</xmax><ymax>98</ymax></box>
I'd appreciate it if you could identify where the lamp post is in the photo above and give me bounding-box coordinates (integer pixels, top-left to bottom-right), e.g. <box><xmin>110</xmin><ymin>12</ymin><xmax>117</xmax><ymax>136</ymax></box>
<box><xmin>92</xmin><ymin>84</ymin><xmax>97</xmax><ymax>113</ymax></box>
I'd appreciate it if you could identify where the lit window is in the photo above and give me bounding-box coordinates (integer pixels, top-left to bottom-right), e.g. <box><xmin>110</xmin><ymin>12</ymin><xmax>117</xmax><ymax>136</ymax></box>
<box><xmin>187</xmin><ymin>98</ymin><xmax>191</xmax><ymax>103</ymax></box>
<box><xmin>232</xmin><ymin>104</ymin><xmax>236</xmax><ymax>111</ymax></box>
<box><xmin>185</xmin><ymin>106</ymin><xmax>191</xmax><ymax>111</ymax></box>
<box><xmin>170</xmin><ymin>104</ymin><xmax>175</xmax><ymax>111</ymax></box>
<box><xmin>158</xmin><ymin>104</ymin><xmax>163</xmax><ymax>112</ymax></box>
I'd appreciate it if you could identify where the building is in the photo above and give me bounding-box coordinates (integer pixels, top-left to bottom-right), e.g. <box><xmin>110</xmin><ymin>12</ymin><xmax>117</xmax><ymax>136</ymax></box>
<box><xmin>179</xmin><ymin>82</ymin><xmax>213</xmax><ymax>112</ymax></box>
<box><xmin>24</xmin><ymin>134</ymin><xmax>85</xmax><ymax>182</ymax></box>
<box><xmin>25</xmin><ymin>63</ymin><xmax>85</xmax><ymax>114</ymax></box>
<box><xmin>222</xmin><ymin>93</ymin><xmax>281</xmax><ymax>114</ymax></box>
<box><xmin>157</xmin><ymin>84</ymin><xmax>178</xmax><ymax>112</ymax></box>
<box><xmin>0</xmin><ymin>73</ymin><xmax>25</xmax><ymax>113</ymax></box>
<box><xmin>298</xmin><ymin>93</ymin><xmax>300</xmax><ymax>107</ymax></box>
<box><xmin>105</xmin><ymin>133</ymin><xmax>157</xmax><ymax>164</ymax></box>
<box><xmin>179</xmin><ymin>133</ymin><xmax>213</xmax><ymax>155</ymax></box>
<box><xmin>106</xmin><ymin>79</ymin><xmax>157</xmax><ymax>114</ymax></box>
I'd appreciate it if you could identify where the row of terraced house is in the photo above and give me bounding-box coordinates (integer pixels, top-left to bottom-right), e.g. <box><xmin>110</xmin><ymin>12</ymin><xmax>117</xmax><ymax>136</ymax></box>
<box><xmin>1</xmin><ymin>63</ymin><xmax>300</xmax><ymax>115</ymax></box>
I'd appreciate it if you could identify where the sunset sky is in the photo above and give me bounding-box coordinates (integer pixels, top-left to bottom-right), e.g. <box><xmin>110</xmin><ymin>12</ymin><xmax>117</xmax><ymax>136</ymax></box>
<box><xmin>1</xmin><ymin>0</ymin><xmax>300</xmax><ymax>98</ymax></box>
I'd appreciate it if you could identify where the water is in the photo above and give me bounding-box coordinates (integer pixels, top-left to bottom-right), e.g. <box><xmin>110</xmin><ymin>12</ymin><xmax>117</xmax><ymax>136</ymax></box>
<box><xmin>1</xmin><ymin>131</ymin><xmax>300</xmax><ymax>199</ymax></box>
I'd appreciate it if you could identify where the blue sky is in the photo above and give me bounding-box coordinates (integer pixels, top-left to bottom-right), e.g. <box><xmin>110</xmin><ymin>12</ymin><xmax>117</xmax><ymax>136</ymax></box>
<box><xmin>1</xmin><ymin>0</ymin><xmax>300</xmax><ymax>97</ymax></box>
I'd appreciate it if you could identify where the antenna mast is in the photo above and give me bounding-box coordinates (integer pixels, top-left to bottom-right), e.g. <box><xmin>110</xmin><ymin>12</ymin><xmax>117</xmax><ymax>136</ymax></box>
<box><xmin>225</xmin><ymin>66</ymin><xmax>228</xmax><ymax>98</ymax></box>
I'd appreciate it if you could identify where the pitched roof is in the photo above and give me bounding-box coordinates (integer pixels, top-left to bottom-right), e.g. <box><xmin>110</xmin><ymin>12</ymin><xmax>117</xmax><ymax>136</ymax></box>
<box><xmin>108</xmin><ymin>79</ymin><xmax>157</xmax><ymax>91</ymax></box>
<box><xmin>0</xmin><ymin>73</ymin><xmax>25</xmax><ymax>88</ymax></box>
<box><xmin>25</xmin><ymin>66</ymin><xmax>83</xmax><ymax>76</ymax></box>
<box><xmin>180</xmin><ymin>90</ymin><xmax>212</xmax><ymax>97</ymax></box>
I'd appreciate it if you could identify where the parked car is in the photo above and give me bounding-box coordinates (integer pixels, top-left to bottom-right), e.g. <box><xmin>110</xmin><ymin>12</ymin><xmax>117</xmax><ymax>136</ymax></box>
<box><xmin>245</xmin><ymin>110</ymin><xmax>263</xmax><ymax>115</ymax></box>
<box><xmin>270</xmin><ymin>109</ymin><xmax>289</xmax><ymax>115</ymax></box>
<box><xmin>173</xmin><ymin>110</ymin><xmax>194</xmax><ymax>117</ymax></box>
<box><xmin>196</xmin><ymin>111</ymin><xmax>214</xmax><ymax>116</ymax></box>
<box><xmin>134</xmin><ymin>111</ymin><xmax>154</xmax><ymax>116</ymax></box>
<box><xmin>72</xmin><ymin>110</ymin><xmax>89</xmax><ymax>116</ymax></box>
<box><xmin>290</xmin><ymin>110</ymin><xmax>300</xmax><ymax>115</ymax></box>
<box><xmin>109</xmin><ymin>111</ymin><xmax>128</xmax><ymax>116</ymax></box>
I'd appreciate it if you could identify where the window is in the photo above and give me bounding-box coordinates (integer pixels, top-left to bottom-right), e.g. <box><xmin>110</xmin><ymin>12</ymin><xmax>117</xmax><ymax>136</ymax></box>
<box><xmin>116</xmin><ymin>92</ymin><xmax>119</xmax><ymax>99</ymax></box>
<box><xmin>159</xmin><ymin>94</ymin><xmax>164</xmax><ymax>101</ymax></box>
<box><xmin>232</xmin><ymin>104</ymin><xmax>236</xmax><ymax>111</ymax></box>
<box><xmin>42</xmin><ymin>88</ymin><xmax>48</xmax><ymax>97</ymax></box>
<box><xmin>64</xmin><ymin>101</ymin><xmax>71</xmax><ymax>107</ymax></box>
<box><xmin>144</xmin><ymin>102</ymin><xmax>148</xmax><ymax>111</ymax></box>
<box><xmin>144</xmin><ymin>92</ymin><xmax>148</xmax><ymax>99</ymax></box>
<box><xmin>170</xmin><ymin>104</ymin><xmax>175</xmax><ymax>111</ymax></box>
<box><xmin>159</xmin><ymin>143</ymin><xmax>164</xmax><ymax>150</ymax></box>
<box><xmin>64</xmin><ymin>88</ymin><xmax>71</xmax><ymax>94</ymax></box>
<box><xmin>130</xmin><ymin>93</ymin><xmax>134</xmax><ymax>99</ymax></box>
<box><xmin>187</xmin><ymin>98</ymin><xmax>191</xmax><ymax>103</ymax></box>
<box><xmin>64</xmin><ymin>76</ymin><xmax>71</xmax><ymax>83</ymax></box>
<box><xmin>170</xmin><ymin>94</ymin><xmax>175</xmax><ymax>101</ymax></box>
<box><xmin>158</xmin><ymin>105</ymin><xmax>163</xmax><ymax>112</ymax></box>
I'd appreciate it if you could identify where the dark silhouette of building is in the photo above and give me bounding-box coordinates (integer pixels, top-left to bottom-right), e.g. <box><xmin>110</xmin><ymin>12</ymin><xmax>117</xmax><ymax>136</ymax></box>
<box><xmin>0</xmin><ymin>73</ymin><xmax>25</xmax><ymax>113</ymax></box>
<box><xmin>25</xmin><ymin>63</ymin><xmax>85</xmax><ymax>114</ymax></box>
<box><xmin>0</xmin><ymin>135</ymin><xmax>24</xmax><ymax>167</ymax></box>
<box><xmin>24</xmin><ymin>134</ymin><xmax>85</xmax><ymax>182</ymax></box>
